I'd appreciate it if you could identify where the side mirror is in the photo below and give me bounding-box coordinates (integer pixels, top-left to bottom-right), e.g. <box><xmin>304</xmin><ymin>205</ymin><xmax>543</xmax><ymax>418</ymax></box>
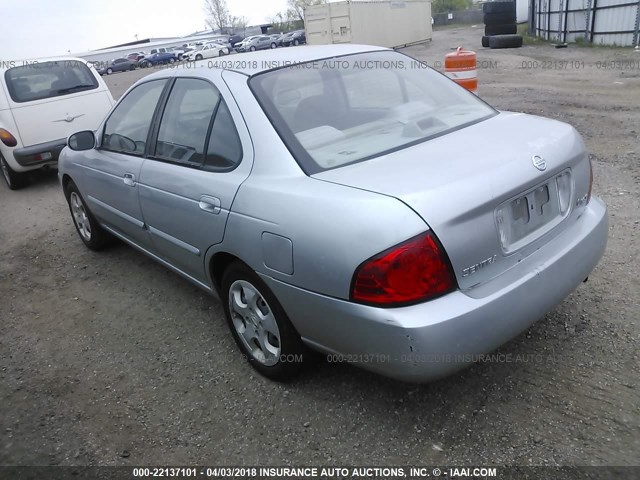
<box><xmin>68</xmin><ymin>130</ymin><xmax>96</xmax><ymax>151</ymax></box>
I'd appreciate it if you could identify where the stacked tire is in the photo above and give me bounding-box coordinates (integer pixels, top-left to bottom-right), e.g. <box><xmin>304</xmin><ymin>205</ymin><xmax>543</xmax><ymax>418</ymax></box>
<box><xmin>482</xmin><ymin>1</ymin><xmax>523</xmax><ymax>49</ymax></box>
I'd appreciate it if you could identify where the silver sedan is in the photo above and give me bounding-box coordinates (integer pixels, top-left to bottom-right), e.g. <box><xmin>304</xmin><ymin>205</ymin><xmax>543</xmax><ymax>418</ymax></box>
<box><xmin>58</xmin><ymin>45</ymin><xmax>608</xmax><ymax>382</ymax></box>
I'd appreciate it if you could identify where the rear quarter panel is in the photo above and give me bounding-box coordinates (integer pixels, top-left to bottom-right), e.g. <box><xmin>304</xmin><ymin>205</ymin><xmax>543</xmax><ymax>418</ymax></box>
<box><xmin>209</xmin><ymin>70</ymin><xmax>428</xmax><ymax>300</ymax></box>
<box><xmin>217</xmin><ymin>174</ymin><xmax>428</xmax><ymax>300</ymax></box>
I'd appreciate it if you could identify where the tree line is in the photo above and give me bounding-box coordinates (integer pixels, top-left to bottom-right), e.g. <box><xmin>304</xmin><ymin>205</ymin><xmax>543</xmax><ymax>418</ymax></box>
<box><xmin>203</xmin><ymin>0</ymin><xmax>327</xmax><ymax>35</ymax></box>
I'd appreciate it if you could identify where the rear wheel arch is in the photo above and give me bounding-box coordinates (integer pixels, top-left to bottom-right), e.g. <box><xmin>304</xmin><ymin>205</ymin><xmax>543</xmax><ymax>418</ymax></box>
<box><xmin>1</xmin><ymin>152</ymin><xmax>27</xmax><ymax>190</ymax></box>
<box><xmin>209</xmin><ymin>252</ymin><xmax>244</xmax><ymax>294</ymax></box>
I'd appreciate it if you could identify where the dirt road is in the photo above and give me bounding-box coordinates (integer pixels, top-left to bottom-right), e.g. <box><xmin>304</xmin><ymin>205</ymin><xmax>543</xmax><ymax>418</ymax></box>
<box><xmin>1</xmin><ymin>25</ymin><xmax>638</xmax><ymax>467</ymax></box>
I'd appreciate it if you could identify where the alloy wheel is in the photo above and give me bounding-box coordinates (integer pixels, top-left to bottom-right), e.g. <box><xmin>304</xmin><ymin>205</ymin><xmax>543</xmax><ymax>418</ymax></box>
<box><xmin>228</xmin><ymin>280</ymin><xmax>282</xmax><ymax>366</ymax></box>
<box><xmin>70</xmin><ymin>192</ymin><xmax>92</xmax><ymax>241</ymax></box>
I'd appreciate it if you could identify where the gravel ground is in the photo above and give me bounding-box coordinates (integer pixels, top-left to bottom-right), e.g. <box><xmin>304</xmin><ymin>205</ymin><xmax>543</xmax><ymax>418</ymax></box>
<box><xmin>1</xmin><ymin>25</ymin><xmax>639</xmax><ymax>468</ymax></box>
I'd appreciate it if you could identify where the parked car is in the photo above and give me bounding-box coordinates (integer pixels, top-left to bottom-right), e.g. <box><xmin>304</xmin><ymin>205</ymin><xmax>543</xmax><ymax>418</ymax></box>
<box><xmin>58</xmin><ymin>45</ymin><xmax>608</xmax><ymax>382</ymax></box>
<box><xmin>138</xmin><ymin>52</ymin><xmax>178</xmax><ymax>67</ymax></box>
<box><xmin>166</xmin><ymin>47</ymin><xmax>187</xmax><ymax>60</ymax></box>
<box><xmin>233</xmin><ymin>36</ymin><xmax>257</xmax><ymax>52</ymax></box>
<box><xmin>127</xmin><ymin>52</ymin><xmax>146</xmax><ymax>62</ymax></box>
<box><xmin>269</xmin><ymin>34</ymin><xmax>284</xmax><ymax>46</ymax></box>
<box><xmin>0</xmin><ymin>58</ymin><xmax>114</xmax><ymax>189</ymax></box>
<box><xmin>180</xmin><ymin>47</ymin><xmax>195</xmax><ymax>57</ymax></box>
<box><xmin>184</xmin><ymin>43</ymin><xmax>228</xmax><ymax>61</ymax></box>
<box><xmin>208</xmin><ymin>38</ymin><xmax>232</xmax><ymax>50</ymax></box>
<box><xmin>235</xmin><ymin>35</ymin><xmax>277</xmax><ymax>52</ymax></box>
<box><xmin>185</xmin><ymin>42</ymin><xmax>204</xmax><ymax>50</ymax></box>
<box><xmin>282</xmin><ymin>30</ymin><xmax>306</xmax><ymax>46</ymax></box>
<box><xmin>228</xmin><ymin>34</ymin><xmax>243</xmax><ymax>47</ymax></box>
<box><xmin>97</xmin><ymin>58</ymin><xmax>137</xmax><ymax>75</ymax></box>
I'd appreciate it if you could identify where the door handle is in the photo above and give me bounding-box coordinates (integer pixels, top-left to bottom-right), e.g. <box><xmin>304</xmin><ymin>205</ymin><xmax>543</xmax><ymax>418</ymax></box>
<box><xmin>123</xmin><ymin>173</ymin><xmax>136</xmax><ymax>187</ymax></box>
<box><xmin>199</xmin><ymin>195</ymin><xmax>221</xmax><ymax>214</ymax></box>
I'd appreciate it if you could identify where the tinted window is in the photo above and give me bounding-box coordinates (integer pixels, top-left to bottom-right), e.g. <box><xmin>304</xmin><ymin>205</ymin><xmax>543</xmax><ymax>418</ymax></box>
<box><xmin>154</xmin><ymin>78</ymin><xmax>220</xmax><ymax>164</ymax></box>
<box><xmin>250</xmin><ymin>51</ymin><xmax>496</xmax><ymax>173</ymax></box>
<box><xmin>205</xmin><ymin>100</ymin><xmax>242</xmax><ymax>170</ymax></box>
<box><xmin>342</xmin><ymin>69</ymin><xmax>404</xmax><ymax>109</ymax></box>
<box><xmin>102</xmin><ymin>80</ymin><xmax>166</xmax><ymax>155</ymax></box>
<box><xmin>4</xmin><ymin>60</ymin><xmax>98</xmax><ymax>103</ymax></box>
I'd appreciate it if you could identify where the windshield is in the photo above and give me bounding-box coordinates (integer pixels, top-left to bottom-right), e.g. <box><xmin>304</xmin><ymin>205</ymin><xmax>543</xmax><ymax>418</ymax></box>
<box><xmin>249</xmin><ymin>51</ymin><xmax>497</xmax><ymax>174</ymax></box>
<box><xmin>5</xmin><ymin>60</ymin><xmax>99</xmax><ymax>103</ymax></box>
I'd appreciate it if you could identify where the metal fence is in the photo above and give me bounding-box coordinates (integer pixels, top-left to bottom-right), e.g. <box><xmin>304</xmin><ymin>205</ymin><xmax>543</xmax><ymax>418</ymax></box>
<box><xmin>531</xmin><ymin>0</ymin><xmax>640</xmax><ymax>46</ymax></box>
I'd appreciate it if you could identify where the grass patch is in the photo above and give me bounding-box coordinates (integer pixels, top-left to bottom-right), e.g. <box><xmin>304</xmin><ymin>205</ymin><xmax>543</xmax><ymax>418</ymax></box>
<box><xmin>518</xmin><ymin>23</ymin><xmax>548</xmax><ymax>45</ymax></box>
<box><xmin>433</xmin><ymin>23</ymin><xmax>479</xmax><ymax>30</ymax></box>
<box><xmin>517</xmin><ymin>23</ymin><xmax>634</xmax><ymax>49</ymax></box>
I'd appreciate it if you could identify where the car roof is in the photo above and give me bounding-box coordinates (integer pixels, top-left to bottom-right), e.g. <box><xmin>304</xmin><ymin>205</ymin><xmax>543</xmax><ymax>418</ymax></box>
<box><xmin>134</xmin><ymin>44</ymin><xmax>389</xmax><ymax>88</ymax></box>
<box><xmin>0</xmin><ymin>56</ymin><xmax>90</xmax><ymax>72</ymax></box>
<box><xmin>223</xmin><ymin>44</ymin><xmax>387</xmax><ymax>76</ymax></box>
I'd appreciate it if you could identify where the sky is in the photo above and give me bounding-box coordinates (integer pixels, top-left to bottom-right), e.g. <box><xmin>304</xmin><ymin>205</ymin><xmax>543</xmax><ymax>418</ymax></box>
<box><xmin>1</xmin><ymin>0</ymin><xmax>289</xmax><ymax>60</ymax></box>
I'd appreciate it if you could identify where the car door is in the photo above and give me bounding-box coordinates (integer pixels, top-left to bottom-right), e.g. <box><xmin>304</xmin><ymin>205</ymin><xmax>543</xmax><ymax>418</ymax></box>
<box><xmin>81</xmin><ymin>78</ymin><xmax>168</xmax><ymax>248</ymax></box>
<box><xmin>201</xmin><ymin>45</ymin><xmax>212</xmax><ymax>59</ymax></box>
<box><xmin>258</xmin><ymin>36</ymin><xmax>269</xmax><ymax>49</ymax></box>
<box><xmin>138</xmin><ymin>76</ymin><xmax>252</xmax><ymax>283</ymax></box>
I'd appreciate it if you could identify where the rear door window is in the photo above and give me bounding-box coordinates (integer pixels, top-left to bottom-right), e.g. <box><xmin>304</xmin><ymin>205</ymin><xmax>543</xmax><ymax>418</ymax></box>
<box><xmin>4</xmin><ymin>60</ymin><xmax>99</xmax><ymax>103</ymax></box>
<box><xmin>204</xmin><ymin>100</ymin><xmax>243</xmax><ymax>171</ymax></box>
<box><xmin>153</xmin><ymin>78</ymin><xmax>220</xmax><ymax>165</ymax></box>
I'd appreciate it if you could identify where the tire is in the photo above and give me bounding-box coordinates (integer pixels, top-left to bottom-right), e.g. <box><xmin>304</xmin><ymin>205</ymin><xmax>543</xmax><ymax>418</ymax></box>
<box><xmin>64</xmin><ymin>180</ymin><xmax>113</xmax><ymax>250</ymax></box>
<box><xmin>482</xmin><ymin>35</ymin><xmax>491</xmax><ymax>48</ymax></box>
<box><xmin>249</xmin><ymin>46</ymin><xmax>256</xmax><ymax>51</ymax></box>
<box><xmin>293</xmin><ymin>39</ymin><xmax>300</xmax><ymax>46</ymax></box>
<box><xmin>271</xmin><ymin>42</ymin><xmax>277</xmax><ymax>49</ymax></box>
<box><xmin>196</xmin><ymin>54</ymin><xmax>203</xmax><ymax>61</ymax></box>
<box><xmin>484</xmin><ymin>12</ymin><xmax>516</xmax><ymax>25</ymax></box>
<box><xmin>221</xmin><ymin>261</ymin><xmax>306</xmax><ymax>381</ymax></box>
<box><xmin>106</xmin><ymin>68</ymin><xmax>113</xmax><ymax>75</ymax></box>
<box><xmin>169</xmin><ymin>58</ymin><xmax>175</xmax><ymax>63</ymax></box>
<box><xmin>485</xmin><ymin>23</ymin><xmax>517</xmax><ymax>35</ymax></box>
<box><xmin>489</xmin><ymin>34</ymin><xmax>523</xmax><ymax>49</ymax></box>
<box><xmin>483</xmin><ymin>1</ymin><xmax>516</xmax><ymax>14</ymax></box>
<box><xmin>130</xmin><ymin>65</ymin><xmax>135</xmax><ymax>70</ymax></box>
<box><xmin>218</xmin><ymin>50</ymin><xmax>223</xmax><ymax>57</ymax></box>
<box><xmin>0</xmin><ymin>154</ymin><xmax>27</xmax><ymax>190</ymax></box>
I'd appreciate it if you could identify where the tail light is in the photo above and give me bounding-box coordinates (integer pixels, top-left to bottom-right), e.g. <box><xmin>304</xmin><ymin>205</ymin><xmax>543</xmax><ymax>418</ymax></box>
<box><xmin>351</xmin><ymin>231</ymin><xmax>457</xmax><ymax>307</ymax></box>
<box><xmin>0</xmin><ymin>128</ymin><xmax>17</xmax><ymax>147</ymax></box>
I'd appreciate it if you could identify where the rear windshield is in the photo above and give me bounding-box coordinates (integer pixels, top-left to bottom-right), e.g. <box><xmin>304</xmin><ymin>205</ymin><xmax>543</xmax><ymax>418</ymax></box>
<box><xmin>4</xmin><ymin>60</ymin><xmax>99</xmax><ymax>103</ymax></box>
<box><xmin>249</xmin><ymin>51</ymin><xmax>496</xmax><ymax>174</ymax></box>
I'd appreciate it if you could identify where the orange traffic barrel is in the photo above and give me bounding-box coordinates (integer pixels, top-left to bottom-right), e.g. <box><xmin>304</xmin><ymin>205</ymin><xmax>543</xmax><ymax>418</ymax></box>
<box><xmin>444</xmin><ymin>47</ymin><xmax>477</xmax><ymax>93</ymax></box>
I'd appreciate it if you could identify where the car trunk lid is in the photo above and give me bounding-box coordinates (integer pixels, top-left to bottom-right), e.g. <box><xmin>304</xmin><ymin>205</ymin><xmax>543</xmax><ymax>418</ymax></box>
<box><xmin>313</xmin><ymin>112</ymin><xmax>591</xmax><ymax>291</ymax></box>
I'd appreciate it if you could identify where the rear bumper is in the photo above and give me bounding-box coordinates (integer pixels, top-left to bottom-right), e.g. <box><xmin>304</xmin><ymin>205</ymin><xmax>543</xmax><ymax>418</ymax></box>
<box><xmin>262</xmin><ymin>197</ymin><xmax>609</xmax><ymax>382</ymax></box>
<box><xmin>13</xmin><ymin>138</ymin><xmax>66</xmax><ymax>167</ymax></box>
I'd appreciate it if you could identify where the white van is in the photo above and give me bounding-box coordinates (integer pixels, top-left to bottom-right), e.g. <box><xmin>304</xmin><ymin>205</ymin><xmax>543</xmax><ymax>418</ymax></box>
<box><xmin>0</xmin><ymin>57</ymin><xmax>115</xmax><ymax>189</ymax></box>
